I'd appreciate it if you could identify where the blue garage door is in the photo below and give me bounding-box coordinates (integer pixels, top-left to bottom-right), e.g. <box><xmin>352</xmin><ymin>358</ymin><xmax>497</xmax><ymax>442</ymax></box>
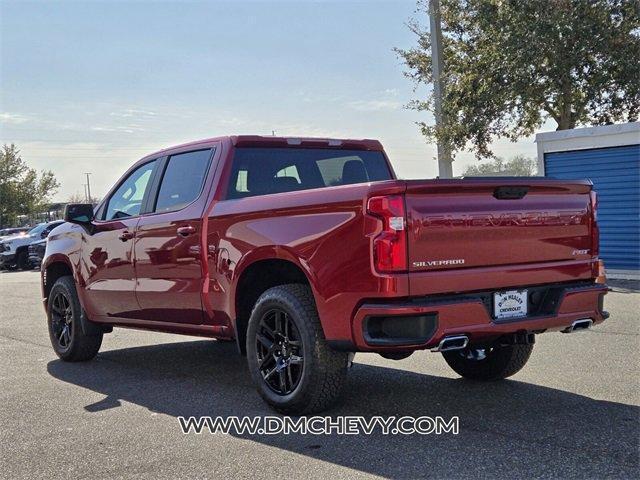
<box><xmin>545</xmin><ymin>144</ymin><xmax>640</xmax><ymax>271</ymax></box>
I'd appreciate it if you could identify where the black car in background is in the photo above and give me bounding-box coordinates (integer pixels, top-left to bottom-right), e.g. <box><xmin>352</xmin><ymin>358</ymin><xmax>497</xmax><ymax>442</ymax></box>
<box><xmin>28</xmin><ymin>239</ymin><xmax>47</xmax><ymax>269</ymax></box>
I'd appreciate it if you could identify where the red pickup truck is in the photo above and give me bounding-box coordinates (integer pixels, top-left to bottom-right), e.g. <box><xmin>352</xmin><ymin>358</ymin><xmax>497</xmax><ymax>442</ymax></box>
<box><xmin>42</xmin><ymin>135</ymin><xmax>608</xmax><ymax>414</ymax></box>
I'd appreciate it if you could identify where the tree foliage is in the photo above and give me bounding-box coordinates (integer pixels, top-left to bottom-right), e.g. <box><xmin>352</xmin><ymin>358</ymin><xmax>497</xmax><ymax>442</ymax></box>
<box><xmin>396</xmin><ymin>0</ymin><xmax>640</xmax><ymax>158</ymax></box>
<box><xmin>67</xmin><ymin>192</ymin><xmax>87</xmax><ymax>204</ymax></box>
<box><xmin>0</xmin><ymin>144</ymin><xmax>60</xmax><ymax>226</ymax></box>
<box><xmin>462</xmin><ymin>154</ymin><xmax>537</xmax><ymax>176</ymax></box>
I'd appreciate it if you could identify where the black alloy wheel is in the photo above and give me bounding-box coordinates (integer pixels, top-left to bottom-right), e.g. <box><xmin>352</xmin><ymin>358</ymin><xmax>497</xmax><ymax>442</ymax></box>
<box><xmin>50</xmin><ymin>290</ymin><xmax>73</xmax><ymax>351</ymax></box>
<box><xmin>47</xmin><ymin>275</ymin><xmax>103</xmax><ymax>361</ymax></box>
<box><xmin>246</xmin><ymin>284</ymin><xmax>349</xmax><ymax>414</ymax></box>
<box><xmin>256</xmin><ymin>308</ymin><xmax>304</xmax><ymax>395</ymax></box>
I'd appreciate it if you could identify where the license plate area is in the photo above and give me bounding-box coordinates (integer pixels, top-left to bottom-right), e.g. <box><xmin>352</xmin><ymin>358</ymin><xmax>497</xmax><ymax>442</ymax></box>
<box><xmin>493</xmin><ymin>290</ymin><xmax>528</xmax><ymax>321</ymax></box>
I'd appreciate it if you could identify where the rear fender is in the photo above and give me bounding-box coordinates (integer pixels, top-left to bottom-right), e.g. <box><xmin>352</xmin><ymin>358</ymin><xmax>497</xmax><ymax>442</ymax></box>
<box><xmin>232</xmin><ymin>246</ymin><xmax>320</xmax><ymax>316</ymax></box>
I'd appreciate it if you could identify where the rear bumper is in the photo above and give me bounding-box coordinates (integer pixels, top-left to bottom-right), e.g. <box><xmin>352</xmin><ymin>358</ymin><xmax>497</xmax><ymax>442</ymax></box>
<box><xmin>346</xmin><ymin>282</ymin><xmax>608</xmax><ymax>352</ymax></box>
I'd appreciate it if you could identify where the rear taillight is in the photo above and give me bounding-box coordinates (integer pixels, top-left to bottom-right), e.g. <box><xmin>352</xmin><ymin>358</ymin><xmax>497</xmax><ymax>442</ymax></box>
<box><xmin>367</xmin><ymin>195</ymin><xmax>407</xmax><ymax>272</ymax></box>
<box><xmin>595</xmin><ymin>259</ymin><xmax>606</xmax><ymax>284</ymax></box>
<box><xmin>590</xmin><ymin>191</ymin><xmax>599</xmax><ymax>257</ymax></box>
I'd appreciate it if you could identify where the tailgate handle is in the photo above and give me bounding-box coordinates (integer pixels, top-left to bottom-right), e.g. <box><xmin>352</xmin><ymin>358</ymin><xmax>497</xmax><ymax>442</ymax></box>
<box><xmin>493</xmin><ymin>186</ymin><xmax>529</xmax><ymax>200</ymax></box>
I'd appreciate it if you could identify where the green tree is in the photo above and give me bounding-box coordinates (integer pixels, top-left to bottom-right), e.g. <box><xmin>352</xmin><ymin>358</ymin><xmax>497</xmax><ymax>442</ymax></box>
<box><xmin>0</xmin><ymin>144</ymin><xmax>60</xmax><ymax>226</ymax></box>
<box><xmin>67</xmin><ymin>192</ymin><xmax>87</xmax><ymax>204</ymax></box>
<box><xmin>396</xmin><ymin>0</ymin><xmax>640</xmax><ymax>158</ymax></box>
<box><xmin>462</xmin><ymin>154</ymin><xmax>538</xmax><ymax>176</ymax></box>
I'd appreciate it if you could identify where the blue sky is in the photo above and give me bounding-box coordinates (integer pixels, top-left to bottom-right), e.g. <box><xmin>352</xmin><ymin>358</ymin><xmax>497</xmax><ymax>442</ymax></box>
<box><xmin>1</xmin><ymin>0</ymin><xmax>543</xmax><ymax>200</ymax></box>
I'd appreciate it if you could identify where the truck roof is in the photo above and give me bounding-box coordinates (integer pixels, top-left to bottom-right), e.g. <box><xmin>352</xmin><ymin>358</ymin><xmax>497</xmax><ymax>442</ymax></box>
<box><xmin>144</xmin><ymin>135</ymin><xmax>384</xmax><ymax>159</ymax></box>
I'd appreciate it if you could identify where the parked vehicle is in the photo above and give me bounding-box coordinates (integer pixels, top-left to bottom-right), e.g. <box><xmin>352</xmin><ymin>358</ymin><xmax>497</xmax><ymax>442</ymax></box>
<box><xmin>1</xmin><ymin>221</ymin><xmax>64</xmax><ymax>270</ymax></box>
<box><xmin>0</xmin><ymin>227</ymin><xmax>29</xmax><ymax>241</ymax></box>
<box><xmin>28</xmin><ymin>239</ymin><xmax>47</xmax><ymax>269</ymax></box>
<box><xmin>42</xmin><ymin>136</ymin><xmax>608</xmax><ymax>414</ymax></box>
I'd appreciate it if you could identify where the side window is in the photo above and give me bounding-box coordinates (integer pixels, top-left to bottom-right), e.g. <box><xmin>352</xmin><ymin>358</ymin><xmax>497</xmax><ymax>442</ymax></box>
<box><xmin>235</xmin><ymin>170</ymin><xmax>249</xmax><ymax>193</ymax></box>
<box><xmin>317</xmin><ymin>156</ymin><xmax>367</xmax><ymax>186</ymax></box>
<box><xmin>104</xmin><ymin>160</ymin><xmax>156</xmax><ymax>220</ymax></box>
<box><xmin>154</xmin><ymin>149</ymin><xmax>212</xmax><ymax>213</ymax></box>
<box><xmin>276</xmin><ymin>165</ymin><xmax>300</xmax><ymax>182</ymax></box>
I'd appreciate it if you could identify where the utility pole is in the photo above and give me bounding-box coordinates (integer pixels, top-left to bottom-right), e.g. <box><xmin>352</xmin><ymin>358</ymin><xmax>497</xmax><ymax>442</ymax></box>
<box><xmin>84</xmin><ymin>173</ymin><xmax>92</xmax><ymax>203</ymax></box>
<box><xmin>429</xmin><ymin>0</ymin><xmax>453</xmax><ymax>178</ymax></box>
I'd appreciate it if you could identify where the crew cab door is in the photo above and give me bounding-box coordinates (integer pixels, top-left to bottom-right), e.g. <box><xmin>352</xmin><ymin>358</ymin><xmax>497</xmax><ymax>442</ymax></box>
<box><xmin>81</xmin><ymin>159</ymin><xmax>158</xmax><ymax>319</ymax></box>
<box><xmin>134</xmin><ymin>148</ymin><xmax>216</xmax><ymax>324</ymax></box>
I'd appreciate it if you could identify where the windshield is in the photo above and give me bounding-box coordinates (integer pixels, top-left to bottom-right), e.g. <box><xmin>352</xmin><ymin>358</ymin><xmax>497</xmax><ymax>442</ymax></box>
<box><xmin>27</xmin><ymin>223</ymin><xmax>47</xmax><ymax>236</ymax></box>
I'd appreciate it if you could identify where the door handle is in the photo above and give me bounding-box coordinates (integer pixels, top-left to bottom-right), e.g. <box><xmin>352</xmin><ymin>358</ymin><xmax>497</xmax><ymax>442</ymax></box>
<box><xmin>177</xmin><ymin>225</ymin><xmax>196</xmax><ymax>237</ymax></box>
<box><xmin>118</xmin><ymin>231</ymin><xmax>134</xmax><ymax>242</ymax></box>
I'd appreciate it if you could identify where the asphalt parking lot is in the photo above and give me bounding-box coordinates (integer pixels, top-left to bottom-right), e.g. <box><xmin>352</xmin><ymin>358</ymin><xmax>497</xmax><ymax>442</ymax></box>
<box><xmin>1</xmin><ymin>270</ymin><xmax>638</xmax><ymax>479</ymax></box>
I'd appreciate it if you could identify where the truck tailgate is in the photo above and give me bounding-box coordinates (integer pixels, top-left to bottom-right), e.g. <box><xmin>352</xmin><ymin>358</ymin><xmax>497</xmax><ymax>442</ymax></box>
<box><xmin>404</xmin><ymin>178</ymin><xmax>594</xmax><ymax>275</ymax></box>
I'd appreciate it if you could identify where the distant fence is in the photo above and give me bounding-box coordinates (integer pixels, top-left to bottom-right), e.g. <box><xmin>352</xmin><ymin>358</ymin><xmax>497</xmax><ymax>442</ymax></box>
<box><xmin>1</xmin><ymin>203</ymin><xmax>67</xmax><ymax>229</ymax></box>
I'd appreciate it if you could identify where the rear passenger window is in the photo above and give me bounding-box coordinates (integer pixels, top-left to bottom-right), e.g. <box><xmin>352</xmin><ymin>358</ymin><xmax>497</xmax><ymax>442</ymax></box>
<box><xmin>226</xmin><ymin>148</ymin><xmax>392</xmax><ymax>199</ymax></box>
<box><xmin>154</xmin><ymin>149</ymin><xmax>212</xmax><ymax>213</ymax></box>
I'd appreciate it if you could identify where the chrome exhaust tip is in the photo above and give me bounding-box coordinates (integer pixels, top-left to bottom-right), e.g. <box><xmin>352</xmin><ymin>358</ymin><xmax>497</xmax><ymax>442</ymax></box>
<box><xmin>431</xmin><ymin>335</ymin><xmax>469</xmax><ymax>352</ymax></box>
<box><xmin>562</xmin><ymin>318</ymin><xmax>593</xmax><ymax>333</ymax></box>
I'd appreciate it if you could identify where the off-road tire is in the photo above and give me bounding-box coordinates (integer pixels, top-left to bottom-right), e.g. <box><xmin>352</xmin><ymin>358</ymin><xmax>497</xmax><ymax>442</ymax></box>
<box><xmin>17</xmin><ymin>250</ymin><xmax>30</xmax><ymax>270</ymax></box>
<box><xmin>47</xmin><ymin>276</ymin><xmax>102</xmax><ymax>361</ymax></box>
<box><xmin>246</xmin><ymin>284</ymin><xmax>349</xmax><ymax>415</ymax></box>
<box><xmin>442</xmin><ymin>344</ymin><xmax>534</xmax><ymax>381</ymax></box>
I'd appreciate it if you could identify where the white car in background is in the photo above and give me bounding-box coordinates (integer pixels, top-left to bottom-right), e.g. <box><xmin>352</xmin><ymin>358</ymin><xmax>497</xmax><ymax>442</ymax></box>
<box><xmin>0</xmin><ymin>221</ymin><xmax>64</xmax><ymax>270</ymax></box>
<box><xmin>0</xmin><ymin>227</ymin><xmax>29</xmax><ymax>241</ymax></box>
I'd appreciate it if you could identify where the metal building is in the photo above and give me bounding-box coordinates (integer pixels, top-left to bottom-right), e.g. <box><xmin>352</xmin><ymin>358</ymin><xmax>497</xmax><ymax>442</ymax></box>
<box><xmin>536</xmin><ymin>122</ymin><xmax>640</xmax><ymax>279</ymax></box>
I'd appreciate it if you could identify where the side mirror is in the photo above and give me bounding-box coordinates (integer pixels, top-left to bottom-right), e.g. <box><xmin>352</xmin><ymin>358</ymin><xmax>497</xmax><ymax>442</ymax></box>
<box><xmin>64</xmin><ymin>203</ymin><xmax>95</xmax><ymax>225</ymax></box>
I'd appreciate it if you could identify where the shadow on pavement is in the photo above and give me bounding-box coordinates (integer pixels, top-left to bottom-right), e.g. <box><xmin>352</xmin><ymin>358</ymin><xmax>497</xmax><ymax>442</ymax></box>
<box><xmin>48</xmin><ymin>340</ymin><xmax>639</xmax><ymax>478</ymax></box>
<box><xmin>607</xmin><ymin>278</ymin><xmax>640</xmax><ymax>293</ymax></box>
